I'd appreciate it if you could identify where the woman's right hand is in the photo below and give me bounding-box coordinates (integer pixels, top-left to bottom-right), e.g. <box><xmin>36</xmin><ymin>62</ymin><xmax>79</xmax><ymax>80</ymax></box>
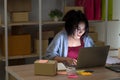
<box><xmin>65</xmin><ymin>57</ymin><xmax>77</xmax><ymax>66</ymax></box>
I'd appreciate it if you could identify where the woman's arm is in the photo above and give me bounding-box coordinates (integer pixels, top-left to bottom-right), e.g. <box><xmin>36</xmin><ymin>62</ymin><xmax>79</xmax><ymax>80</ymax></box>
<box><xmin>45</xmin><ymin>30</ymin><xmax>67</xmax><ymax>59</ymax></box>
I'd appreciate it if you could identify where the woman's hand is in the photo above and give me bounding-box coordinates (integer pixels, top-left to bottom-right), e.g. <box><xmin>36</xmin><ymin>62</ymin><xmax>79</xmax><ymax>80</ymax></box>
<box><xmin>65</xmin><ymin>57</ymin><xmax>77</xmax><ymax>65</ymax></box>
<box><xmin>54</xmin><ymin>56</ymin><xmax>77</xmax><ymax>65</ymax></box>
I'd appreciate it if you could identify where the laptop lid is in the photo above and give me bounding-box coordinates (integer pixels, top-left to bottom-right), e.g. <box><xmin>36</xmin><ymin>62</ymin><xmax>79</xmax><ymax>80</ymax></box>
<box><xmin>76</xmin><ymin>46</ymin><xmax>110</xmax><ymax>69</ymax></box>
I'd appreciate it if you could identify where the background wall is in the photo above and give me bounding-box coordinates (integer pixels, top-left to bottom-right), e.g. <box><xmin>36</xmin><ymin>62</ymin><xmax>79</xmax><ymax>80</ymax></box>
<box><xmin>90</xmin><ymin>0</ymin><xmax>120</xmax><ymax>49</ymax></box>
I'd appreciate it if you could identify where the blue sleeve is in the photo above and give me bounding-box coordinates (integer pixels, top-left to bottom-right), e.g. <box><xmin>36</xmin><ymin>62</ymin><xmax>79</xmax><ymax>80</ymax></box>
<box><xmin>45</xmin><ymin>33</ymin><xmax>61</xmax><ymax>59</ymax></box>
<box><xmin>84</xmin><ymin>36</ymin><xmax>95</xmax><ymax>47</ymax></box>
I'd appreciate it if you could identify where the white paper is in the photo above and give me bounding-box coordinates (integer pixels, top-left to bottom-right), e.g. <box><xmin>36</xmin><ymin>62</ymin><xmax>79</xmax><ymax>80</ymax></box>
<box><xmin>57</xmin><ymin>63</ymin><xmax>66</xmax><ymax>71</ymax></box>
<box><xmin>106</xmin><ymin>56</ymin><xmax>120</xmax><ymax>64</ymax></box>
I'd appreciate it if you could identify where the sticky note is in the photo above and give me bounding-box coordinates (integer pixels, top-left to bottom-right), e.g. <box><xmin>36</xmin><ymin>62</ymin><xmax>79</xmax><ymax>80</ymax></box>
<box><xmin>80</xmin><ymin>72</ymin><xmax>92</xmax><ymax>76</ymax></box>
<box><xmin>39</xmin><ymin>60</ymin><xmax>48</xmax><ymax>63</ymax></box>
<box><xmin>68</xmin><ymin>74</ymin><xmax>78</xmax><ymax>78</ymax></box>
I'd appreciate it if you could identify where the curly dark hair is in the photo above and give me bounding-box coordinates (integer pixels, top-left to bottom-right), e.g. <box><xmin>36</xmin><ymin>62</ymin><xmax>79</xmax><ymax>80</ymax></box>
<box><xmin>63</xmin><ymin>10</ymin><xmax>89</xmax><ymax>37</ymax></box>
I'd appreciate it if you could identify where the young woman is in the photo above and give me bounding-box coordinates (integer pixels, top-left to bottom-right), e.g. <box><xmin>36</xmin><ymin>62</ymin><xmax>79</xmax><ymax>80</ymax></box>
<box><xmin>45</xmin><ymin>10</ymin><xmax>94</xmax><ymax>66</ymax></box>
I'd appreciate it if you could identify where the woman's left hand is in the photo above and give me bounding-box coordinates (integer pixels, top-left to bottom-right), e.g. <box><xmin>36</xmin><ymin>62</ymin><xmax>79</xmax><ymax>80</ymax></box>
<box><xmin>72</xmin><ymin>59</ymin><xmax>77</xmax><ymax>65</ymax></box>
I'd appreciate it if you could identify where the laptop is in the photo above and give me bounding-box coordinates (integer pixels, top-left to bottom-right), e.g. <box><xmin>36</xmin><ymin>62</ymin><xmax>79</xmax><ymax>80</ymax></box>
<box><xmin>76</xmin><ymin>46</ymin><xmax>110</xmax><ymax>69</ymax></box>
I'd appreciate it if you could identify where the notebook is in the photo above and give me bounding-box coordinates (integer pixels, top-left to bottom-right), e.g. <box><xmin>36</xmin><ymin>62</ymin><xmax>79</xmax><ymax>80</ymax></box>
<box><xmin>105</xmin><ymin>64</ymin><xmax>120</xmax><ymax>73</ymax></box>
<box><xmin>57</xmin><ymin>63</ymin><xmax>66</xmax><ymax>71</ymax></box>
<box><xmin>76</xmin><ymin>46</ymin><xmax>110</xmax><ymax>69</ymax></box>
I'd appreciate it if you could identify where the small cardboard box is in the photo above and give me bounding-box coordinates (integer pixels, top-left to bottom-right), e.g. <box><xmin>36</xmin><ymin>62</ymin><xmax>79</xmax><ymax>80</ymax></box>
<box><xmin>8</xmin><ymin>0</ymin><xmax>32</xmax><ymax>12</ymax></box>
<box><xmin>34</xmin><ymin>60</ymin><xmax>57</xmax><ymax>76</ymax></box>
<box><xmin>34</xmin><ymin>39</ymin><xmax>48</xmax><ymax>55</ymax></box>
<box><xmin>0</xmin><ymin>15</ymin><xmax>1</xmax><ymax>25</ymax></box>
<box><xmin>89</xmin><ymin>32</ymin><xmax>98</xmax><ymax>42</ymax></box>
<box><xmin>42</xmin><ymin>31</ymin><xmax>54</xmax><ymax>40</ymax></box>
<box><xmin>95</xmin><ymin>41</ymin><xmax>105</xmax><ymax>46</ymax></box>
<box><xmin>89</xmin><ymin>26</ymin><xmax>95</xmax><ymax>32</ymax></box>
<box><xmin>11</xmin><ymin>12</ymin><xmax>29</xmax><ymax>22</ymax></box>
<box><xmin>118</xmin><ymin>48</ymin><xmax>120</xmax><ymax>58</ymax></box>
<box><xmin>0</xmin><ymin>16</ymin><xmax>1</xmax><ymax>25</ymax></box>
<box><xmin>64</xmin><ymin>6</ymin><xmax>84</xmax><ymax>14</ymax></box>
<box><xmin>1</xmin><ymin>34</ymin><xmax>31</xmax><ymax>56</ymax></box>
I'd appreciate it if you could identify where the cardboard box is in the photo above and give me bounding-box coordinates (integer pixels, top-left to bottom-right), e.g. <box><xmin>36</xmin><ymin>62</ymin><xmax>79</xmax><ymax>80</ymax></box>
<box><xmin>34</xmin><ymin>60</ymin><xmax>57</xmax><ymax>76</ymax></box>
<box><xmin>64</xmin><ymin>6</ymin><xmax>84</xmax><ymax>14</ymax></box>
<box><xmin>42</xmin><ymin>31</ymin><xmax>54</xmax><ymax>40</ymax></box>
<box><xmin>11</xmin><ymin>12</ymin><xmax>29</xmax><ymax>22</ymax></box>
<box><xmin>0</xmin><ymin>15</ymin><xmax>1</xmax><ymax>25</ymax></box>
<box><xmin>95</xmin><ymin>41</ymin><xmax>105</xmax><ymax>47</ymax></box>
<box><xmin>1</xmin><ymin>34</ymin><xmax>31</xmax><ymax>56</ymax></box>
<box><xmin>118</xmin><ymin>48</ymin><xmax>120</xmax><ymax>58</ymax></box>
<box><xmin>89</xmin><ymin>32</ymin><xmax>98</xmax><ymax>42</ymax></box>
<box><xmin>8</xmin><ymin>0</ymin><xmax>32</xmax><ymax>12</ymax></box>
<box><xmin>89</xmin><ymin>26</ymin><xmax>95</xmax><ymax>32</ymax></box>
<box><xmin>34</xmin><ymin>39</ymin><xmax>48</xmax><ymax>55</ymax></box>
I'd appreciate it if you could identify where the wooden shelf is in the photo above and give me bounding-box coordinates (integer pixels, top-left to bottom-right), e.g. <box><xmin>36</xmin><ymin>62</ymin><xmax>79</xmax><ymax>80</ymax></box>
<box><xmin>8</xmin><ymin>21</ymin><xmax>65</xmax><ymax>26</ymax></box>
<box><xmin>0</xmin><ymin>24</ymin><xmax>5</xmax><ymax>28</ymax></box>
<box><xmin>89</xmin><ymin>19</ymin><xmax>119</xmax><ymax>23</ymax></box>
<box><xmin>1</xmin><ymin>19</ymin><xmax>119</xmax><ymax>27</ymax></box>
<box><xmin>42</xmin><ymin>21</ymin><xmax>65</xmax><ymax>25</ymax></box>
<box><xmin>107</xmin><ymin>19</ymin><xmax>119</xmax><ymax>21</ymax></box>
<box><xmin>0</xmin><ymin>53</ymin><xmax>39</xmax><ymax>61</ymax></box>
<box><xmin>8</xmin><ymin>21</ymin><xmax>39</xmax><ymax>26</ymax></box>
<box><xmin>109</xmin><ymin>47</ymin><xmax>118</xmax><ymax>51</ymax></box>
<box><xmin>89</xmin><ymin>20</ymin><xmax>104</xmax><ymax>23</ymax></box>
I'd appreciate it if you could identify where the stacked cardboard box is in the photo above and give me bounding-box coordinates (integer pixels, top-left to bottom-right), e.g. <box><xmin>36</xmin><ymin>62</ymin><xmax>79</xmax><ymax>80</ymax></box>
<box><xmin>95</xmin><ymin>41</ymin><xmax>105</xmax><ymax>47</ymax></box>
<box><xmin>0</xmin><ymin>15</ymin><xmax>1</xmax><ymax>25</ymax></box>
<box><xmin>11</xmin><ymin>12</ymin><xmax>29</xmax><ymax>22</ymax></box>
<box><xmin>89</xmin><ymin>26</ymin><xmax>95</xmax><ymax>33</ymax></box>
<box><xmin>1</xmin><ymin>34</ymin><xmax>31</xmax><ymax>56</ymax></box>
<box><xmin>118</xmin><ymin>48</ymin><xmax>120</xmax><ymax>58</ymax></box>
<box><xmin>89</xmin><ymin>26</ymin><xmax>105</xmax><ymax>46</ymax></box>
<box><xmin>64</xmin><ymin>6</ymin><xmax>84</xmax><ymax>15</ymax></box>
<box><xmin>34</xmin><ymin>31</ymin><xmax>55</xmax><ymax>55</ymax></box>
<box><xmin>8</xmin><ymin>0</ymin><xmax>31</xmax><ymax>22</ymax></box>
<box><xmin>89</xmin><ymin>32</ymin><xmax>98</xmax><ymax>42</ymax></box>
<box><xmin>7</xmin><ymin>0</ymin><xmax>31</xmax><ymax>12</ymax></box>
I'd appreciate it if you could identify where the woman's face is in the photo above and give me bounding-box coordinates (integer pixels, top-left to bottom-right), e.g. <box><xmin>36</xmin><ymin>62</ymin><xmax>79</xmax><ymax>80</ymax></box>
<box><xmin>73</xmin><ymin>22</ymin><xmax>85</xmax><ymax>39</ymax></box>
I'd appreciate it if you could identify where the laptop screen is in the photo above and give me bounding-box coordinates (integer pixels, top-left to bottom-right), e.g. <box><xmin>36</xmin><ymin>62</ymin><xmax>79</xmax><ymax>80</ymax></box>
<box><xmin>76</xmin><ymin>46</ymin><xmax>110</xmax><ymax>69</ymax></box>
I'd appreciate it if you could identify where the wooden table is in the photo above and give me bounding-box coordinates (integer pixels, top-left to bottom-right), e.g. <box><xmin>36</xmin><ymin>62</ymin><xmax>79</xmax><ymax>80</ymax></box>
<box><xmin>6</xmin><ymin>64</ymin><xmax>120</xmax><ymax>80</ymax></box>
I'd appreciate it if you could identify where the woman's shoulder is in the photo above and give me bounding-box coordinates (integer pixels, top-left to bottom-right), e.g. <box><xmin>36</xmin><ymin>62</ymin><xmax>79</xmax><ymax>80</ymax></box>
<box><xmin>83</xmin><ymin>35</ymin><xmax>94</xmax><ymax>47</ymax></box>
<box><xmin>83</xmin><ymin>35</ymin><xmax>92</xmax><ymax>40</ymax></box>
<box><xmin>55</xmin><ymin>29</ymin><xmax>67</xmax><ymax>37</ymax></box>
<box><xmin>83</xmin><ymin>35</ymin><xmax>94</xmax><ymax>43</ymax></box>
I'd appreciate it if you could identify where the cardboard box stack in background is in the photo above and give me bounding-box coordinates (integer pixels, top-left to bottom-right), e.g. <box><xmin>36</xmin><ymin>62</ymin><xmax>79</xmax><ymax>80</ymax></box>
<box><xmin>88</xmin><ymin>32</ymin><xmax>98</xmax><ymax>42</ymax></box>
<box><xmin>11</xmin><ymin>12</ymin><xmax>29</xmax><ymax>22</ymax></box>
<box><xmin>34</xmin><ymin>31</ymin><xmax>55</xmax><ymax>56</ymax></box>
<box><xmin>7</xmin><ymin>0</ymin><xmax>31</xmax><ymax>12</ymax></box>
<box><xmin>94</xmin><ymin>41</ymin><xmax>105</xmax><ymax>47</ymax></box>
<box><xmin>0</xmin><ymin>15</ymin><xmax>1</xmax><ymax>25</ymax></box>
<box><xmin>8</xmin><ymin>0</ymin><xmax>32</xmax><ymax>22</ymax></box>
<box><xmin>118</xmin><ymin>48</ymin><xmax>120</xmax><ymax>58</ymax></box>
<box><xmin>64</xmin><ymin>6</ymin><xmax>84</xmax><ymax>15</ymax></box>
<box><xmin>1</xmin><ymin>34</ymin><xmax>31</xmax><ymax>56</ymax></box>
<box><xmin>89</xmin><ymin>26</ymin><xmax>105</xmax><ymax>46</ymax></box>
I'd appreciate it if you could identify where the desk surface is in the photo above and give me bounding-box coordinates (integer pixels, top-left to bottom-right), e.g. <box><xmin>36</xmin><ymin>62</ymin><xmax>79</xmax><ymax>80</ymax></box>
<box><xmin>6</xmin><ymin>64</ymin><xmax>120</xmax><ymax>80</ymax></box>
